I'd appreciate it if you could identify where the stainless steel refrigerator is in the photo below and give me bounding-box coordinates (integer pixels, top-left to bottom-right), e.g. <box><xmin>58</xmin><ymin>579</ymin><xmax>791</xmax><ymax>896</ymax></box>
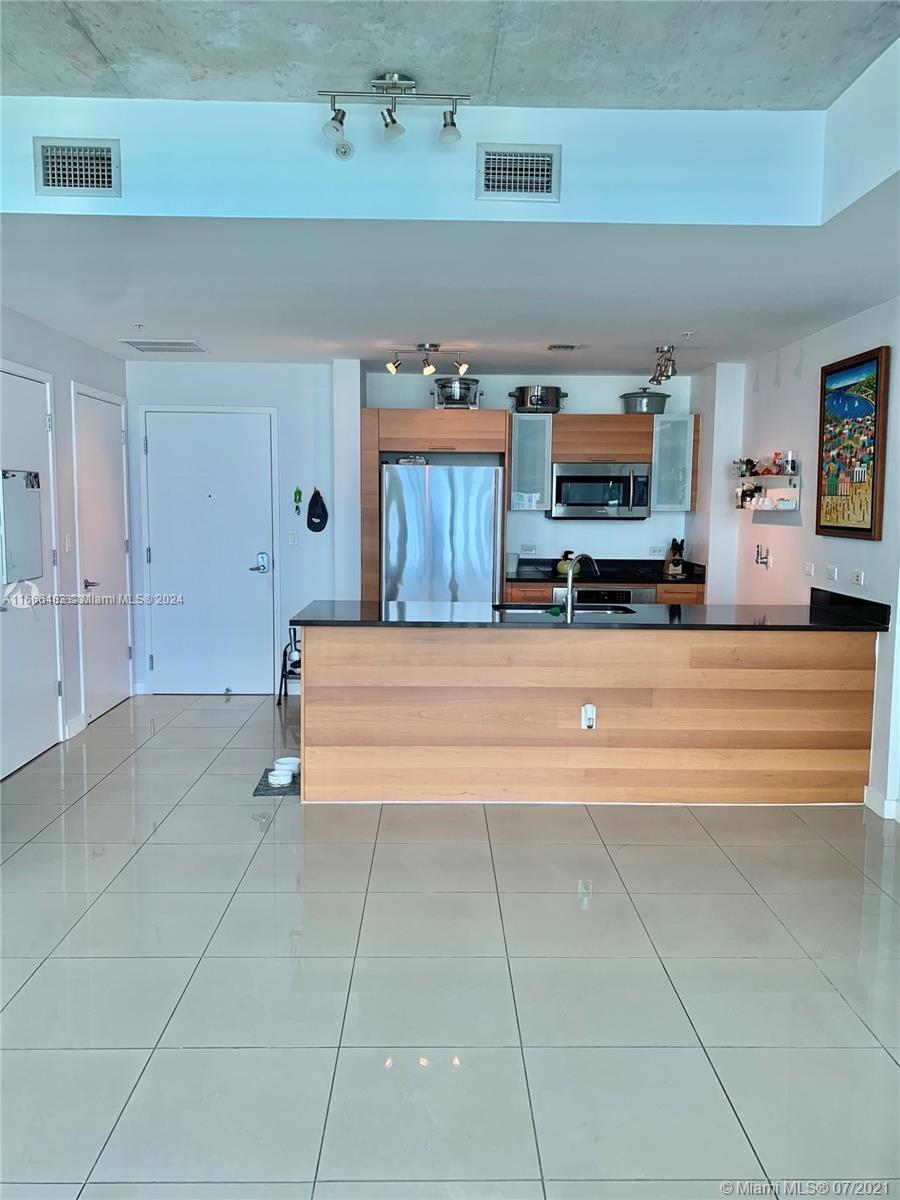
<box><xmin>381</xmin><ymin>464</ymin><xmax>505</xmax><ymax>603</ymax></box>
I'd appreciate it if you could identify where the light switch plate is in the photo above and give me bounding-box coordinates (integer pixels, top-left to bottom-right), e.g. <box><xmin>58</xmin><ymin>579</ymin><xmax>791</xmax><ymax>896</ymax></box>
<box><xmin>826</xmin><ymin>565</ymin><xmax>838</xmax><ymax>581</ymax></box>
<box><xmin>649</xmin><ymin>545</ymin><xmax>665</xmax><ymax>558</ymax></box>
<box><xmin>803</xmin><ymin>562</ymin><xmax>814</xmax><ymax>577</ymax></box>
<box><xmin>288</xmin><ymin>530</ymin><xmax>298</xmax><ymax>547</ymax></box>
<box><xmin>520</xmin><ymin>544</ymin><xmax>537</xmax><ymax>556</ymax></box>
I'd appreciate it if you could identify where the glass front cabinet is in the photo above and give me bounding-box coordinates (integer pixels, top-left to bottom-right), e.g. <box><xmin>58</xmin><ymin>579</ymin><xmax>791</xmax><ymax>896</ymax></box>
<box><xmin>509</xmin><ymin>413</ymin><xmax>553</xmax><ymax>511</ymax></box>
<box><xmin>650</xmin><ymin>413</ymin><xmax>695</xmax><ymax>511</ymax></box>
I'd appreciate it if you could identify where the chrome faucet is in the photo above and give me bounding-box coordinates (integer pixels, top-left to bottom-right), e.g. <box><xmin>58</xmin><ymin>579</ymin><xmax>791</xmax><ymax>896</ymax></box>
<box><xmin>564</xmin><ymin>554</ymin><xmax>595</xmax><ymax>624</ymax></box>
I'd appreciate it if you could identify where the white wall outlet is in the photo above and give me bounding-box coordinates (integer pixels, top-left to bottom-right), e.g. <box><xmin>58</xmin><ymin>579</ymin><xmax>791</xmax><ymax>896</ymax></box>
<box><xmin>581</xmin><ymin>703</ymin><xmax>597</xmax><ymax>730</ymax></box>
<box><xmin>803</xmin><ymin>562</ymin><xmax>815</xmax><ymax>577</ymax></box>
<box><xmin>851</xmin><ymin>569</ymin><xmax>865</xmax><ymax>586</ymax></box>
<box><xmin>649</xmin><ymin>545</ymin><xmax>665</xmax><ymax>558</ymax></box>
<box><xmin>288</xmin><ymin>530</ymin><xmax>298</xmax><ymax>547</ymax></box>
<box><xmin>826</xmin><ymin>565</ymin><xmax>838</xmax><ymax>581</ymax></box>
<box><xmin>520</xmin><ymin>543</ymin><xmax>537</xmax><ymax>556</ymax></box>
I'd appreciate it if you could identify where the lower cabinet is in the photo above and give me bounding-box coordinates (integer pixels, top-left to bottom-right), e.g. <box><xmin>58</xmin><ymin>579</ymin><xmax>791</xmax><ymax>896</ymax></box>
<box><xmin>656</xmin><ymin>583</ymin><xmax>705</xmax><ymax>604</ymax></box>
<box><xmin>505</xmin><ymin>583</ymin><xmax>556</xmax><ymax>604</ymax></box>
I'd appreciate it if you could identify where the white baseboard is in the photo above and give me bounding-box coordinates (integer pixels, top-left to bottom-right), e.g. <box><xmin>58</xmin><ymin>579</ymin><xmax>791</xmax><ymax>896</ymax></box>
<box><xmin>64</xmin><ymin>715</ymin><xmax>87</xmax><ymax>739</ymax></box>
<box><xmin>864</xmin><ymin>784</ymin><xmax>898</xmax><ymax>822</ymax></box>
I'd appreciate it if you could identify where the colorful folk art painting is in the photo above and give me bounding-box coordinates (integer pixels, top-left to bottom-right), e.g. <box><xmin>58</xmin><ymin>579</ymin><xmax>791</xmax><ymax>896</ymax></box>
<box><xmin>816</xmin><ymin>347</ymin><xmax>890</xmax><ymax>540</ymax></box>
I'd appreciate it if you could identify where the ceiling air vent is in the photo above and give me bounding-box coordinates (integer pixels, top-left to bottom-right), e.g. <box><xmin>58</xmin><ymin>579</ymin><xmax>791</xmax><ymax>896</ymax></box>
<box><xmin>548</xmin><ymin>344</ymin><xmax>589</xmax><ymax>352</ymax></box>
<box><xmin>34</xmin><ymin>137</ymin><xmax>121</xmax><ymax>197</ymax></box>
<box><xmin>118</xmin><ymin>340</ymin><xmax>207</xmax><ymax>354</ymax></box>
<box><xmin>476</xmin><ymin>143</ymin><xmax>561</xmax><ymax>202</ymax></box>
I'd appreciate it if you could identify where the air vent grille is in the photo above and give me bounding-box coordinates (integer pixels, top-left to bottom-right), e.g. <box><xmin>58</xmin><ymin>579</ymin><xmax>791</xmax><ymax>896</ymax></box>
<box><xmin>119</xmin><ymin>340</ymin><xmax>207</xmax><ymax>354</ymax></box>
<box><xmin>477</xmin><ymin>143</ymin><xmax>561</xmax><ymax>202</ymax></box>
<box><xmin>34</xmin><ymin>138</ymin><xmax>121</xmax><ymax>196</ymax></box>
<box><xmin>548</xmin><ymin>344</ymin><xmax>589</xmax><ymax>352</ymax></box>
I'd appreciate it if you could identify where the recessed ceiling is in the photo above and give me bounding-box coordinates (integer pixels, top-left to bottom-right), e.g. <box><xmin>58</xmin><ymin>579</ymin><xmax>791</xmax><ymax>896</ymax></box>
<box><xmin>2</xmin><ymin>1</ymin><xmax>899</xmax><ymax>109</ymax></box>
<box><xmin>2</xmin><ymin>176</ymin><xmax>897</xmax><ymax>373</ymax></box>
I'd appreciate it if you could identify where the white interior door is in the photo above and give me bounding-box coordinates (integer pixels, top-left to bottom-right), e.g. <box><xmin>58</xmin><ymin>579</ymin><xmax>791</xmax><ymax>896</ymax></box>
<box><xmin>73</xmin><ymin>388</ymin><xmax>132</xmax><ymax>722</ymax></box>
<box><xmin>0</xmin><ymin>368</ymin><xmax>61</xmax><ymax>776</ymax></box>
<box><xmin>144</xmin><ymin>409</ymin><xmax>275</xmax><ymax>693</ymax></box>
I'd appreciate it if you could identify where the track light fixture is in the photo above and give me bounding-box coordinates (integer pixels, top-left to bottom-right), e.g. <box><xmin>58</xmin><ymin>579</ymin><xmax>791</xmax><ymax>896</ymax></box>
<box><xmin>380</xmin><ymin>102</ymin><xmax>405</xmax><ymax>139</ymax></box>
<box><xmin>439</xmin><ymin>104</ymin><xmax>462</xmax><ymax>144</ymax></box>
<box><xmin>454</xmin><ymin>354</ymin><xmax>469</xmax><ymax>376</ymax></box>
<box><xmin>321</xmin><ymin>107</ymin><xmax>346</xmax><ymax>139</ymax></box>
<box><xmin>385</xmin><ymin>352</ymin><xmax>402</xmax><ymax>375</ymax></box>
<box><xmin>418</xmin><ymin>342</ymin><xmax>440</xmax><ymax>375</ymax></box>
<box><xmin>317</xmin><ymin>76</ymin><xmax>469</xmax><ymax>154</ymax></box>
<box><xmin>649</xmin><ymin>344</ymin><xmax>677</xmax><ymax>386</ymax></box>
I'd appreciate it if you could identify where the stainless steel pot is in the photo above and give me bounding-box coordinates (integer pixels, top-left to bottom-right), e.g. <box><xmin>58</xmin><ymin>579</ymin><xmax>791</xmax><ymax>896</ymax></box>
<box><xmin>620</xmin><ymin>387</ymin><xmax>669</xmax><ymax>414</ymax></box>
<box><xmin>509</xmin><ymin>385</ymin><xmax>568</xmax><ymax>413</ymax></box>
<box><xmin>431</xmin><ymin>377</ymin><xmax>482</xmax><ymax>408</ymax></box>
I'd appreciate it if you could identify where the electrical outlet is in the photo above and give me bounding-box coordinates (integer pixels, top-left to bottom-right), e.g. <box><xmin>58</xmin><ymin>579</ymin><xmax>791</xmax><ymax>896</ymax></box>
<box><xmin>581</xmin><ymin>703</ymin><xmax>597</xmax><ymax>730</ymax></box>
<box><xmin>851</xmin><ymin>569</ymin><xmax>865</xmax><ymax>586</ymax></box>
<box><xmin>826</xmin><ymin>565</ymin><xmax>838</xmax><ymax>582</ymax></box>
<box><xmin>520</xmin><ymin>544</ymin><xmax>537</xmax><ymax>556</ymax></box>
<box><xmin>288</xmin><ymin>530</ymin><xmax>298</xmax><ymax>547</ymax></box>
<box><xmin>649</xmin><ymin>545</ymin><xmax>665</xmax><ymax>558</ymax></box>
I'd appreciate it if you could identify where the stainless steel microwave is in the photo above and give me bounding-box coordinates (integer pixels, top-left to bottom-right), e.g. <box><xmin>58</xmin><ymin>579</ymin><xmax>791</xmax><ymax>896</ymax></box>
<box><xmin>550</xmin><ymin>462</ymin><xmax>651</xmax><ymax>519</ymax></box>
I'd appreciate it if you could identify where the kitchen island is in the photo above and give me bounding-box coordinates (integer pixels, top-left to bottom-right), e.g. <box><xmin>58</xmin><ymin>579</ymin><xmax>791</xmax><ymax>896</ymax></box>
<box><xmin>291</xmin><ymin>592</ymin><xmax>888</xmax><ymax>806</ymax></box>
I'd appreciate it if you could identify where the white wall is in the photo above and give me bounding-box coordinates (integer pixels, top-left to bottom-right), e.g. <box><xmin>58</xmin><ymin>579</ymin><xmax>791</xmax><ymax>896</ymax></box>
<box><xmin>367</xmin><ymin>371</ymin><xmax>695</xmax><ymax>562</ymax></box>
<box><xmin>737</xmin><ymin>297</ymin><xmax>900</xmax><ymax>815</ymax></box>
<box><xmin>1</xmin><ymin>306</ymin><xmax>126</xmax><ymax>732</ymax></box>
<box><xmin>125</xmin><ymin>362</ymin><xmax>337</xmax><ymax>690</ymax></box>
<box><xmin>686</xmin><ymin>363</ymin><xmax>745</xmax><ymax>603</ymax></box>
<box><xmin>1</xmin><ymin>96</ymin><xmax>824</xmax><ymax>226</ymax></box>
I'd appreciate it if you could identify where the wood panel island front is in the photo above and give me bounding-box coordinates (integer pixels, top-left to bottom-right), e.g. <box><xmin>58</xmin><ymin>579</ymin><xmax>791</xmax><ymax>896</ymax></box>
<box><xmin>291</xmin><ymin>593</ymin><xmax>889</xmax><ymax>806</ymax></box>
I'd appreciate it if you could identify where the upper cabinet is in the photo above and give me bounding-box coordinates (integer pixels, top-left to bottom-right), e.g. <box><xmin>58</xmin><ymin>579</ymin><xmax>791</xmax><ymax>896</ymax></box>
<box><xmin>551</xmin><ymin>414</ymin><xmax>653</xmax><ymax>463</ymax></box>
<box><xmin>650</xmin><ymin>414</ymin><xmax>698</xmax><ymax>511</ymax></box>
<box><xmin>509</xmin><ymin>414</ymin><xmax>553</xmax><ymax>511</ymax></box>
<box><xmin>377</xmin><ymin>409</ymin><xmax>507</xmax><ymax>453</ymax></box>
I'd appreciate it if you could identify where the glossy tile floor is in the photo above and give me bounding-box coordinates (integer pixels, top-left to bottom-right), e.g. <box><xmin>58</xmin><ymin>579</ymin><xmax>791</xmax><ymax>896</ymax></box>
<box><xmin>1</xmin><ymin>694</ymin><xmax>899</xmax><ymax>1199</ymax></box>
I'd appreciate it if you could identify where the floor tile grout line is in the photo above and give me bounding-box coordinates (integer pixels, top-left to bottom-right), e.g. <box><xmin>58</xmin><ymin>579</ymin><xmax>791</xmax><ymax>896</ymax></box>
<box><xmin>310</xmin><ymin>803</ymin><xmax>383</xmax><ymax>1196</ymax></box>
<box><xmin>584</xmin><ymin>804</ymin><xmax>774</xmax><ymax>1186</ymax></box>
<box><xmin>74</xmin><ymin>781</ymin><xmax>282</xmax><ymax>1198</ymax></box>
<box><xmin>486</xmin><ymin>802</ymin><xmax>548</xmax><ymax>1200</ymax></box>
<box><xmin>680</xmin><ymin>831</ymin><xmax>900</xmax><ymax>1054</ymax></box>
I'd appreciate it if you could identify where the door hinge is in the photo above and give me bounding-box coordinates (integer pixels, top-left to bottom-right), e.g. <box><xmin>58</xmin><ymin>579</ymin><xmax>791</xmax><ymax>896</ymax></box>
<box><xmin>51</xmin><ymin>548</ymin><xmax>58</xmax><ymax>567</ymax></box>
<box><xmin>124</xmin><ymin>538</ymin><xmax>130</xmax><ymax>555</ymax></box>
<box><xmin>57</xmin><ymin>679</ymin><xmax>62</xmax><ymax>697</ymax></box>
<box><xmin>128</xmin><ymin>645</ymin><xmax>133</xmax><ymax>660</ymax></box>
<box><xmin>149</xmin><ymin>654</ymin><xmax>154</xmax><ymax>671</ymax></box>
<box><xmin>46</xmin><ymin>413</ymin><xmax>53</xmax><ymax>433</ymax></box>
<box><xmin>143</xmin><ymin>435</ymin><xmax>148</xmax><ymax>454</ymax></box>
<box><xmin>121</xmin><ymin>429</ymin><xmax>127</xmax><ymax>446</ymax></box>
<box><xmin>146</xmin><ymin>546</ymin><xmax>151</xmax><ymax>564</ymax></box>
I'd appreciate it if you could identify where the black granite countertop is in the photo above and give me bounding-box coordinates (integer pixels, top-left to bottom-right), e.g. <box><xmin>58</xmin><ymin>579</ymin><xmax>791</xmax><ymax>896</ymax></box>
<box><xmin>291</xmin><ymin>590</ymin><xmax>889</xmax><ymax>632</ymax></box>
<box><xmin>507</xmin><ymin>557</ymin><xmax>706</xmax><ymax>584</ymax></box>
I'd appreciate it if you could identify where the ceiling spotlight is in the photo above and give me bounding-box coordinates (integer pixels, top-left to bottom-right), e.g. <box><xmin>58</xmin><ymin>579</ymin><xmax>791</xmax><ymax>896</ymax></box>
<box><xmin>422</xmin><ymin>356</ymin><xmax>437</xmax><ymax>376</ymax></box>
<box><xmin>454</xmin><ymin>355</ymin><xmax>469</xmax><ymax>376</ymax></box>
<box><xmin>380</xmin><ymin>104</ymin><xmax>405</xmax><ymax>139</ymax></box>
<box><xmin>649</xmin><ymin>344</ymin><xmax>677</xmax><ymax>385</ymax></box>
<box><xmin>418</xmin><ymin>342</ymin><xmax>440</xmax><ymax>375</ymax></box>
<box><xmin>439</xmin><ymin>107</ymin><xmax>461</xmax><ymax>144</ymax></box>
<box><xmin>322</xmin><ymin>107</ymin><xmax>346</xmax><ymax>139</ymax></box>
<box><xmin>385</xmin><ymin>353</ymin><xmax>402</xmax><ymax>375</ymax></box>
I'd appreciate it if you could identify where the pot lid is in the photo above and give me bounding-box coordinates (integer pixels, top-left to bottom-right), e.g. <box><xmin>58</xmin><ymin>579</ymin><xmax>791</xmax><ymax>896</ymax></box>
<box><xmin>619</xmin><ymin>386</ymin><xmax>670</xmax><ymax>400</ymax></box>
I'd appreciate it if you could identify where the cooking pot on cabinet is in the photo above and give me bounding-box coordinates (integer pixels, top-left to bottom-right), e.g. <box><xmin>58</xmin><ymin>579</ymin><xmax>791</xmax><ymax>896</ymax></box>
<box><xmin>431</xmin><ymin>376</ymin><xmax>482</xmax><ymax>408</ymax></box>
<box><xmin>509</xmin><ymin>385</ymin><xmax>568</xmax><ymax>413</ymax></box>
<box><xmin>620</xmin><ymin>387</ymin><xmax>669</xmax><ymax>414</ymax></box>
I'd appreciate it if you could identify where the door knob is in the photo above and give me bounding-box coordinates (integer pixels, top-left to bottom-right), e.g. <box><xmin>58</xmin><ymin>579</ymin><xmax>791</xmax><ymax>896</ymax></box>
<box><xmin>83</xmin><ymin>579</ymin><xmax>100</xmax><ymax>589</ymax></box>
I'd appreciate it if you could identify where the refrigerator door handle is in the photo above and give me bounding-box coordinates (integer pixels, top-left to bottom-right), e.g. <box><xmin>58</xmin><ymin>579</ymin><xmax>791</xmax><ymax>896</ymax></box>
<box><xmin>491</xmin><ymin>468</ymin><xmax>505</xmax><ymax>604</ymax></box>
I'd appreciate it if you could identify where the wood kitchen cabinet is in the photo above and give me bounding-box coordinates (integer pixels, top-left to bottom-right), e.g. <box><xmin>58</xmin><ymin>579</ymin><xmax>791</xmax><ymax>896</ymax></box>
<box><xmin>378</xmin><ymin>409</ymin><xmax>508</xmax><ymax>453</ymax></box>
<box><xmin>551</xmin><ymin>414</ymin><xmax>653</xmax><ymax>463</ymax></box>
<box><xmin>656</xmin><ymin>583</ymin><xmax>706</xmax><ymax>604</ymax></box>
<box><xmin>505</xmin><ymin>582</ymin><xmax>556</xmax><ymax>604</ymax></box>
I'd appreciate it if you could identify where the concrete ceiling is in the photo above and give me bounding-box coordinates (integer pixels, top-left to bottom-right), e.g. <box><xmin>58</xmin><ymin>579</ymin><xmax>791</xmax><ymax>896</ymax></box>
<box><xmin>1</xmin><ymin>175</ymin><xmax>897</xmax><ymax>373</ymax></box>
<box><xmin>2</xmin><ymin>1</ymin><xmax>899</xmax><ymax>109</ymax></box>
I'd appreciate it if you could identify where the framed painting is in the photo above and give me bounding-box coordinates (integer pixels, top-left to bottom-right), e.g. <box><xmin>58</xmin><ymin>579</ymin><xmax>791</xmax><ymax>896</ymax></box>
<box><xmin>816</xmin><ymin>346</ymin><xmax>890</xmax><ymax>540</ymax></box>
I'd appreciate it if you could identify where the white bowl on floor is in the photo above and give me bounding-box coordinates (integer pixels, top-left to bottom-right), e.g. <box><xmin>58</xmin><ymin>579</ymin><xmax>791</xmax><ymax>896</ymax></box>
<box><xmin>268</xmin><ymin>770</ymin><xmax>292</xmax><ymax>787</ymax></box>
<box><xmin>274</xmin><ymin>756</ymin><xmax>300</xmax><ymax>777</ymax></box>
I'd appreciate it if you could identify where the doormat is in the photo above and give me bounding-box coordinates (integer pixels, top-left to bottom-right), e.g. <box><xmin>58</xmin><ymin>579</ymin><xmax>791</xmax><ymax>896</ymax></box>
<box><xmin>252</xmin><ymin>769</ymin><xmax>300</xmax><ymax>798</ymax></box>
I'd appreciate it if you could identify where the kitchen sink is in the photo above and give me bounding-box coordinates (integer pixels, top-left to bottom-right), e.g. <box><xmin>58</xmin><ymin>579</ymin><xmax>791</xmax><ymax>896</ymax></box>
<box><xmin>492</xmin><ymin>603</ymin><xmax>636</xmax><ymax>616</ymax></box>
